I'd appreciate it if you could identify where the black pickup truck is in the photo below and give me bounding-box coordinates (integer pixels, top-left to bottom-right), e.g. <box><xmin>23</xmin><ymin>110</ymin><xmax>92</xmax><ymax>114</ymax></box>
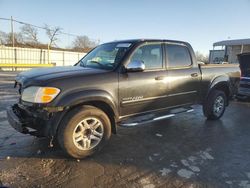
<box><xmin>7</xmin><ymin>39</ymin><xmax>240</xmax><ymax>158</ymax></box>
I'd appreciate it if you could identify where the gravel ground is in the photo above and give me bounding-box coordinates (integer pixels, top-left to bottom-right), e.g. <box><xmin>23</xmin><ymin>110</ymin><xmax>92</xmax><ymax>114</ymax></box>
<box><xmin>1</xmin><ymin>71</ymin><xmax>250</xmax><ymax>188</ymax></box>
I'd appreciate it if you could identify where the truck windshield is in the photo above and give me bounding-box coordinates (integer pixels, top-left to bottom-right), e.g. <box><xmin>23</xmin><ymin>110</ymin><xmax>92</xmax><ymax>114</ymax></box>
<box><xmin>77</xmin><ymin>42</ymin><xmax>133</xmax><ymax>70</ymax></box>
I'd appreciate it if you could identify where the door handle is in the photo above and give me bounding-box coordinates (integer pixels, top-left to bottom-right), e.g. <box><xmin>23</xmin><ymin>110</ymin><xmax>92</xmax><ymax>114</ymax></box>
<box><xmin>191</xmin><ymin>73</ymin><xmax>198</xmax><ymax>77</ymax></box>
<box><xmin>155</xmin><ymin>76</ymin><xmax>165</xmax><ymax>80</ymax></box>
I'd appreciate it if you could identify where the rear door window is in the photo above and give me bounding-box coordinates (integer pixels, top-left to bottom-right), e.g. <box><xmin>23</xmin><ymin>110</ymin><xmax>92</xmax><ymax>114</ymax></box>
<box><xmin>165</xmin><ymin>44</ymin><xmax>192</xmax><ymax>68</ymax></box>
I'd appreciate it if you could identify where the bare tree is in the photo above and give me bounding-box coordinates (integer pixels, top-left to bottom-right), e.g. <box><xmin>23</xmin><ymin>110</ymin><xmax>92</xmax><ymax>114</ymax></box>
<box><xmin>72</xmin><ymin>35</ymin><xmax>97</xmax><ymax>50</ymax></box>
<box><xmin>195</xmin><ymin>51</ymin><xmax>209</xmax><ymax>64</ymax></box>
<box><xmin>5</xmin><ymin>32</ymin><xmax>24</xmax><ymax>45</ymax></box>
<box><xmin>0</xmin><ymin>31</ymin><xmax>23</xmax><ymax>46</ymax></box>
<box><xmin>0</xmin><ymin>31</ymin><xmax>8</xmax><ymax>45</ymax></box>
<box><xmin>21</xmin><ymin>24</ymin><xmax>39</xmax><ymax>44</ymax></box>
<box><xmin>44</xmin><ymin>24</ymin><xmax>62</xmax><ymax>47</ymax></box>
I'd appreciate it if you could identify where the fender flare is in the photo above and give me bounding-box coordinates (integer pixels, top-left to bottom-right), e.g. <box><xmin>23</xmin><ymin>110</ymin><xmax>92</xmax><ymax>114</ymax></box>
<box><xmin>206</xmin><ymin>74</ymin><xmax>231</xmax><ymax>103</ymax></box>
<box><xmin>49</xmin><ymin>89</ymin><xmax>119</xmax><ymax>136</ymax></box>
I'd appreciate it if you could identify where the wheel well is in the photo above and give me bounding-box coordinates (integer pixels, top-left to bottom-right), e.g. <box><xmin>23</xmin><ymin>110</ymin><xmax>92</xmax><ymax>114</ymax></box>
<box><xmin>214</xmin><ymin>83</ymin><xmax>229</xmax><ymax>97</ymax></box>
<box><xmin>68</xmin><ymin>101</ymin><xmax>117</xmax><ymax>134</ymax></box>
<box><xmin>212</xmin><ymin>83</ymin><xmax>230</xmax><ymax>104</ymax></box>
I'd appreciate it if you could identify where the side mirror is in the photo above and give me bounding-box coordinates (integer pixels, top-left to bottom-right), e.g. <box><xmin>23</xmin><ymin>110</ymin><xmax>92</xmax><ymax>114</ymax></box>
<box><xmin>126</xmin><ymin>60</ymin><xmax>145</xmax><ymax>72</ymax></box>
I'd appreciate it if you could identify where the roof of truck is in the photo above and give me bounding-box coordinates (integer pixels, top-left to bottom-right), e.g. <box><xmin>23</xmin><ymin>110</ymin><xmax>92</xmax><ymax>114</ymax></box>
<box><xmin>107</xmin><ymin>39</ymin><xmax>190</xmax><ymax>45</ymax></box>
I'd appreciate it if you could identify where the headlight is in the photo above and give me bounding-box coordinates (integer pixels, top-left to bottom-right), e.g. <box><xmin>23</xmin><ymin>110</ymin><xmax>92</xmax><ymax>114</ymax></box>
<box><xmin>21</xmin><ymin>86</ymin><xmax>60</xmax><ymax>103</ymax></box>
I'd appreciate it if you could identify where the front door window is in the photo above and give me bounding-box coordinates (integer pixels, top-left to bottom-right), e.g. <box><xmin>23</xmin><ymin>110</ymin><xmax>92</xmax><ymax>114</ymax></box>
<box><xmin>130</xmin><ymin>43</ymin><xmax>163</xmax><ymax>70</ymax></box>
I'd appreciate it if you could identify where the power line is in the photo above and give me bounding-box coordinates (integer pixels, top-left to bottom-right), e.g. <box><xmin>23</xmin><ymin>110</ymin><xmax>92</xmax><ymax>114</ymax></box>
<box><xmin>0</xmin><ymin>17</ymin><xmax>10</xmax><ymax>21</ymax></box>
<box><xmin>0</xmin><ymin>17</ymin><xmax>79</xmax><ymax>37</ymax></box>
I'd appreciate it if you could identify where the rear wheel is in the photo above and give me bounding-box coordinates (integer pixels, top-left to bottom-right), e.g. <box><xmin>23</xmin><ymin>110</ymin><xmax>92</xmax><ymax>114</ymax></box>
<box><xmin>58</xmin><ymin>105</ymin><xmax>111</xmax><ymax>158</ymax></box>
<box><xmin>203</xmin><ymin>90</ymin><xmax>227</xmax><ymax>120</ymax></box>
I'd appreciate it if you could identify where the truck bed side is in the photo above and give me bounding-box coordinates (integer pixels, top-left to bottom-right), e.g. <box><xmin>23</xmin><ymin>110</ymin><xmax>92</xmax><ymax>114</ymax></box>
<box><xmin>199</xmin><ymin>64</ymin><xmax>240</xmax><ymax>103</ymax></box>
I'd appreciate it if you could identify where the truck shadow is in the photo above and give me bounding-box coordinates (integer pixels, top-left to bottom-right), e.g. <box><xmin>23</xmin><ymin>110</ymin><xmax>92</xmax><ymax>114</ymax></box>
<box><xmin>0</xmin><ymin>114</ymin><xmax>227</xmax><ymax>160</ymax></box>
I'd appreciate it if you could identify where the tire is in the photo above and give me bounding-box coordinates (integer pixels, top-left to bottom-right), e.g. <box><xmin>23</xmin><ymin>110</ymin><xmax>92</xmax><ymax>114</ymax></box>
<box><xmin>57</xmin><ymin>105</ymin><xmax>111</xmax><ymax>159</ymax></box>
<box><xmin>203</xmin><ymin>90</ymin><xmax>227</xmax><ymax>120</ymax></box>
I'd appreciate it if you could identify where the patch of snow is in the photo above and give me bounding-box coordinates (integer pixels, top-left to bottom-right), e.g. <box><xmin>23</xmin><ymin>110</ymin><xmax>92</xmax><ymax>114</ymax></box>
<box><xmin>170</xmin><ymin>163</ymin><xmax>178</xmax><ymax>168</ymax></box>
<box><xmin>159</xmin><ymin>168</ymin><xmax>171</xmax><ymax>176</ymax></box>
<box><xmin>225</xmin><ymin>181</ymin><xmax>232</xmax><ymax>185</ymax></box>
<box><xmin>189</xmin><ymin>165</ymin><xmax>200</xmax><ymax>172</ymax></box>
<box><xmin>149</xmin><ymin>156</ymin><xmax>153</xmax><ymax>162</ymax></box>
<box><xmin>153</xmin><ymin>153</ymin><xmax>160</xmax><ymax>157</ymax></box>
<box><xmin>181</xmin><ymin>159</ymin><xmax>189</xmax><ymax>167</ymax></box>
<box><xmin>155</xmin><ymin>133</ymin><xmax>162</xmax><ymax>137</ymax></box>
<box><xmin>221</xmin><ymin>172</ymin><xmax>229</xmax><ymax>178</ymax></box>
<box><xmin>239</xmin><ymin>180</ymin><xmax>249</xmax><ymax>187</ymax></box>
<box><xmin>177</xmin><ymin>169</ymin><xmax>194</xmax><ymax>179</ymax></box>
<box><xmin>188</xmin><ymin>156</ymin><xmax>197</xmax><ymax>163</ymax></box>
<box><xmin>200</xmin><ymin>151</ymin><xmax>214</xmax><ymax>160</ymax></box>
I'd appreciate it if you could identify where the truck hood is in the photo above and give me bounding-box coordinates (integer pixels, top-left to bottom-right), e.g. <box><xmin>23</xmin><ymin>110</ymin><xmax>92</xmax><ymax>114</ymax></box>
<box><xmin>15</xmin><ymin>66</ymin><xmax>108</xmax><ymax>87</ymax></box>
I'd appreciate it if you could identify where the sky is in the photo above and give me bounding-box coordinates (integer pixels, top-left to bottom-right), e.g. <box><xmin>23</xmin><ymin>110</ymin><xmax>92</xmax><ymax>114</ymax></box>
<box><xmin>1</xmin><ymin>0</ymin><xmax>250</xmax><ymax>55</ymax></box>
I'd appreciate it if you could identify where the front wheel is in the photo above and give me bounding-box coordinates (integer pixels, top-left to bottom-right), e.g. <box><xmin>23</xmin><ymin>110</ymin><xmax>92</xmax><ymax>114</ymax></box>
<box><xmin>58</xmin><ymin>105</ymin><xmax>111</xmax><ymax>159</ymax></box>
<box><xmin>203</xmin><ymin>90</ymin><xmax>227</xmax><ymax>120</ymax></box>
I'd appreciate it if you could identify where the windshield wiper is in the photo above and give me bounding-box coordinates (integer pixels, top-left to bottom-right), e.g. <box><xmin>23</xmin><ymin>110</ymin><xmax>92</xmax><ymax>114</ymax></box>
<box><xmin>89</xmin><ymin>60</ymin><xmax>105</xmax><ymax>67</ymax></box>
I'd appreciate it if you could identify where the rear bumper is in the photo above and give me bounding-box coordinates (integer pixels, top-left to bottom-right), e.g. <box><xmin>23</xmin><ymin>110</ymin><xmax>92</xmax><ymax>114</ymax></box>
<box><xmin>238</xmin><ymin>88</ymin><xmax>250</xmax><ymax>97</ymax></box>
<box><xmin>237</xmin><ymin>79</ymin><xmax>250</xmax><ymax>98</ymax></box>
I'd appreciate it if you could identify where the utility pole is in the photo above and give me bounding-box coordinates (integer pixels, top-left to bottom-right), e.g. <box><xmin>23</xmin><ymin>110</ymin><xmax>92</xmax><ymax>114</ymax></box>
<box><xmin>11</xmin><ymin>16</ymin><xmax>14</xmax><ymax>47</ymax></box>
<box><xmin>47</xmin><ymin>43</ymin><xmax>50</xmax><ymax>64</ymax></box>
<box><xmin>11</xmin><ymin>16</ymin><xmax>16</xmax><ymax>71</ymax></box>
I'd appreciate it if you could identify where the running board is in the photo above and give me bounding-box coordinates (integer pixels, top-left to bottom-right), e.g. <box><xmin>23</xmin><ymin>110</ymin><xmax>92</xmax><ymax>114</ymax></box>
<box><xmin>120</xmin><ymin>108</ymin><xmax>194</xmax><ymax>127</ymax></box>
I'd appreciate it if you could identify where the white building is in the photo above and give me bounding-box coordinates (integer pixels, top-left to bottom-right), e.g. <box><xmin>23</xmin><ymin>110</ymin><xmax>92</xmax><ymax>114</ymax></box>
<box><xmin>210</xmin><ymin>38</ymin><xmax>250</xmax><ymax>64</ymax></box>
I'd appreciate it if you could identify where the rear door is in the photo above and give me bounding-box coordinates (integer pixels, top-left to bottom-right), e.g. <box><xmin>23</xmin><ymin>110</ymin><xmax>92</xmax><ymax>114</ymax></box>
<box><xmin>119</xmin><ymin>42</ymin><xmax>169</xmax><ymax>117</ymax></box>
<box><xmin>164</xmin><ymin>43</ymin><xmax>201</xmax><ymax>107</ymax></box>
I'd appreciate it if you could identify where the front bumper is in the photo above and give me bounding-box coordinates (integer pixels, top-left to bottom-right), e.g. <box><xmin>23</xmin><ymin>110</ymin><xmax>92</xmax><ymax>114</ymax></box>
<box><xmin>7</xmin><ymin>106</ymin><xmax>30</xmax><ymax>134</ymax></box>
<box><xmin>7</xmin><ymin>104</ymin><xmax>60</xmax><ymax>137</ymax></box>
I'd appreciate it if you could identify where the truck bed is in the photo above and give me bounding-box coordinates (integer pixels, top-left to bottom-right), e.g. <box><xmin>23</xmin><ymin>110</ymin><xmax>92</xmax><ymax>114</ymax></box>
<box><xmin>199</xmin><ymin>63</ymin><xmax>240</xmax><ymax>100</ymax></box>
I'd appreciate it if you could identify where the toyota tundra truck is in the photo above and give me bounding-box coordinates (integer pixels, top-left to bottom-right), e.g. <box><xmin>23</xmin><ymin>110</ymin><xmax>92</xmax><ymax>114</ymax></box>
<box><xmin>7</xmin><ymin>39</ymin><xmax>240</xmax><ymax>158</ymax></box>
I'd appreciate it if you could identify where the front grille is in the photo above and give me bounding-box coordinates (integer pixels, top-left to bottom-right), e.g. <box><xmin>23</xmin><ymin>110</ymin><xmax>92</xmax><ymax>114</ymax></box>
<box><xmin>12</xmin><ymin>104</ymin><xmax>23</xmax><ymax>118</ymax></box>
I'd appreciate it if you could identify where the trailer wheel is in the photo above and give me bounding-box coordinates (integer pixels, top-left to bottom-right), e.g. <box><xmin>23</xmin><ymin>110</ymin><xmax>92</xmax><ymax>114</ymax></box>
<box><xmin>203</xmin><ymin>90</ymin><xmax>226</xmax><ymax>120</ymax></box>
<box><xmin>58</xmin><ymin>105</ymin><xmax>111</xmax><ymax>159</ymax></box>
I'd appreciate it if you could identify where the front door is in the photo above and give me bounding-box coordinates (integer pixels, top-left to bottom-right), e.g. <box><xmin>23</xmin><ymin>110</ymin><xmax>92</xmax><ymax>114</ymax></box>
<box><xmin>119</xmin><ymin>42</ymin><xmax>168</xmax><ymax>117</ymax></box>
